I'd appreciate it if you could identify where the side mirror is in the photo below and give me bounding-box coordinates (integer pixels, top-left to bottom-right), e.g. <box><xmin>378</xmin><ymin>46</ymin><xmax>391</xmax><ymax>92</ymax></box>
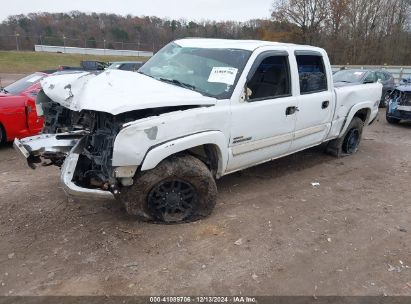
<box><xmin>246</xmin><ymin>87</ymin><xmax>252</xmax><ymax>99</ymax></box>
<box><xmin>240</xmin><ymin>85</ymin><xmax>252</xmax><ymax>102</ymax></box>
<box><xmin>377</xmin><ymin>78</ymin><xmax>382</xmax><ymax>84</ymax></box>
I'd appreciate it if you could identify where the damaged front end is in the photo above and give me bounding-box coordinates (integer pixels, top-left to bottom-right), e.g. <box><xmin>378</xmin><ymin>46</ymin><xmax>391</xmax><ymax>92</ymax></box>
<box><xmin>386</xmin><ymin>87</ymin><xmax>411</xmax><ymax>121</ymax></box>
<box><xmin>14</xmin><ymin>101</ymin><xmax>123</xmax><ymax>199</ymax></box>
<box><xmin>14</xmin><ymin>89</ymin><xmax>202</xmax><ymax>200</ymax></box>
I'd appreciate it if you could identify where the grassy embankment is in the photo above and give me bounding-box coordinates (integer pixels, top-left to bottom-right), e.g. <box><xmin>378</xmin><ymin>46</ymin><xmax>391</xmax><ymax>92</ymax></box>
<box><xmin>0</xmin><ymin>51</ymin><xmax>149</xmax><ymax>74</ymax></box>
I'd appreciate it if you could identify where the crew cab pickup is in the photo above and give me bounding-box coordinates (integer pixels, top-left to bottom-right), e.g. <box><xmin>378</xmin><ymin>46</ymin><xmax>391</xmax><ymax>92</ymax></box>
<box><xmin>14</xmin><ymin>39</ymin><xmax>381</xmax><ymax>223</ymax></box>
<box><xmin>0</xmin><ymin>72</ymin><xmax>47</xmax><ymax>145</ymax></box>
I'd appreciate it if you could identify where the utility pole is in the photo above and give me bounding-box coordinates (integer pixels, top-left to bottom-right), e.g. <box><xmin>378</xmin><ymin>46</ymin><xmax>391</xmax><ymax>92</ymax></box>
<box><xmin>15</xmin><ymin>33</ymin><xmax>20</xmax><ymax>51</ymax></box>
<box><xmin>103</xmin><ymin>39</ymin><xmax>106</xmax><ymax>54</ymax></box>
<box><xmin>63</xmin><ymin>35</ymin><xmax>66</xmax><ymax>53</ymax></box>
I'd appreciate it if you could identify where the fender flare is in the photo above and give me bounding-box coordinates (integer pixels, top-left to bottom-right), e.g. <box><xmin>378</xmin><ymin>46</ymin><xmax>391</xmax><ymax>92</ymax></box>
<box><xmin>140</xmin><ymin>131</ymin><xmax>228</xmax><ymax>177</ymax></box>
<box><xmin>338</xmin><ymin>102</ymin><xmax>374</xmax><ymax>138</ymax></box>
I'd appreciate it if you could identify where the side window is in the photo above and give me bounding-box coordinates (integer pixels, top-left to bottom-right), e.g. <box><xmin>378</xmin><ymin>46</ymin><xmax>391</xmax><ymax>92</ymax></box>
<box><xmin>296</xmin><ymin>55</ymin><xmax>327</xmax><ymax>94</ymax></box>
<box><xmin>247</xmin><ymin>56</ymin><xmax>291</xmax><ymax>101</ymax></box>
<box><xmin>376</xmin><ymin>72</ymin><xmax>385</xmax><ymax>81</ymax></box>
<box><xmin>364</xmin><ymin>72</ymin><xmax>376</xmax><ymax>83</ymax></box>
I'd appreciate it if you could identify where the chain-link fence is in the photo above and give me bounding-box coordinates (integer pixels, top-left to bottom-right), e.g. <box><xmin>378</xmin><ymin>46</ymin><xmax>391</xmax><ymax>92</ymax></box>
<box><xmin>0</xmin><ymin>34</ymin><xmax>153</xmax><ymax>52</ymax></box>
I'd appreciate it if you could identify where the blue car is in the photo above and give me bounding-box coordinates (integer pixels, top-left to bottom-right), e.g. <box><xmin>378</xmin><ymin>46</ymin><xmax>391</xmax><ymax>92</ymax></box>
<box><xmin>386</xmin><ymin>80</ymin><xmax>411</xmax><ymax>124</ymax></box>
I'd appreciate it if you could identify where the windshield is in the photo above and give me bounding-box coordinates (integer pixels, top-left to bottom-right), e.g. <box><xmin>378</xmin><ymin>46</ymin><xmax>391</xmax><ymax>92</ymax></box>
<box><xmin>333</xmin><ymin>70</ymin><xmax>367</xmax><ymax>83</ymax></box>
<box><xmin>4</xmin><ymin>72</ymin><xmax>46</xmax><ymax>95</ymax></box>
<box><xmin>138</xmin><ymin>42</ymin><xmax>251</xmax><ymax>99</ymax></box>
<box><xmin>108</xmin><ymin>62</ymin><xmax>143</xmax><ymax>71</ymax></box>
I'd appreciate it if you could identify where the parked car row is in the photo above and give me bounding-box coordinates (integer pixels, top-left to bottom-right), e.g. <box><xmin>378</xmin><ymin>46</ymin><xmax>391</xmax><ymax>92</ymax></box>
<box><xmin>333</xmin><ymin>68</ymin><xmax>396</xmax><ymax>107</ymax></box>
<box><xmin>0</xmin><ymin>60</ymin><xmax>147</xmax><ymax>145</ymax></box>
<box><xmin>333</xmin><ymin>69</ymin><xmax>411</xmax><ymax>124</ymax></box>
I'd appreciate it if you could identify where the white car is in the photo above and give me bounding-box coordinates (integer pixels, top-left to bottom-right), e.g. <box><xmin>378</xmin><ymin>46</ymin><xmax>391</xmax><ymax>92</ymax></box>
<box><xmin>14</xmin><ymin>38</ymin><xmax>381</xmax><ymax>223</ymax></box>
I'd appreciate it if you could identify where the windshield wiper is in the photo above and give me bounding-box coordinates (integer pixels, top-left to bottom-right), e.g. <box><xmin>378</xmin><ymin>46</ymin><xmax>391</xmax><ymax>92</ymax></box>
<box><xmin>158</xmin><ymin>78</ymin><xmax>196</xmax><ymax>91</ymax></box>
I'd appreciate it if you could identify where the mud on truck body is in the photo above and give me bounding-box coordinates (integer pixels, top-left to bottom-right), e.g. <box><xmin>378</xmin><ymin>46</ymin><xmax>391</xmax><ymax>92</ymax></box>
<box><xmin>14</xmin><ymin>39</ymin><xmax>382</xmax><ymax>224</ymax></box>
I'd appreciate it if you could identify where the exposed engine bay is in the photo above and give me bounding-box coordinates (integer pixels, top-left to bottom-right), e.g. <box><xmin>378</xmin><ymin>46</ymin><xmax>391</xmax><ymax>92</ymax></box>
<box><xmin>36</xmin><ymin>90</ymin><xmax>197</xmax><ymax>191</ymax></box>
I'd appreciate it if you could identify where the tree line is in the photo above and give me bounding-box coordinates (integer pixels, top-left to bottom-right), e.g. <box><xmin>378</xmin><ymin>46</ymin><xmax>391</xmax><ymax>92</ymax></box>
<box><xmin>272</xmin><ymin>0</ymin><xmax>411</xmax><ymax>65</ymax></box>
<box><xmin>0</xmin><ymin>0</ymin><xmax>409</xmax><ymax>65</ymax></box>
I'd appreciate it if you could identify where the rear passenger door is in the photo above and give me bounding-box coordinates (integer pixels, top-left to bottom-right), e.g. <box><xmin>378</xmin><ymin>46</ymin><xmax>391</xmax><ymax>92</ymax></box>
<box><xmin>290</xmin><ymin>51</ymin><xmax>334</xmax><ymax>152</ymax></box>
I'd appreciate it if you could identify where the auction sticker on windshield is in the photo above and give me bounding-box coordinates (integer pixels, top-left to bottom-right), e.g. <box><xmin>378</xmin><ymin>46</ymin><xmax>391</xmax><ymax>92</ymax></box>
<box><xmin>208</xmin><ymin>67</ymin><xmax>238</xmax><ymax>85</ymax></box>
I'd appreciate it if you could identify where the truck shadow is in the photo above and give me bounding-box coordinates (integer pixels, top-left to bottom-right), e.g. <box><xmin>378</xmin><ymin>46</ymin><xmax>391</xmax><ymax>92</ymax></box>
<box><xmin>216</xmin><ymin>143</ymin><xmax>334</xmax><ymax>190</ymax></box>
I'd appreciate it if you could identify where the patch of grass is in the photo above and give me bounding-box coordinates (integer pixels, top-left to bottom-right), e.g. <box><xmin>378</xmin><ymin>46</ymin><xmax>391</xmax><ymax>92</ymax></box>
<box><xmin>0</xmin><ymin>51</ymin><xmax>149</xmax><ymax>74</ymax></box>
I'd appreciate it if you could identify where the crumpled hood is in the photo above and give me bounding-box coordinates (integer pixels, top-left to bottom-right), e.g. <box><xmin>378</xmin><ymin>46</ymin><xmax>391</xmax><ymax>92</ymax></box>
<box><xmin>41</xmin><ymin>70</ymin><xmax>217</xmax><ymax>115</ymax></box>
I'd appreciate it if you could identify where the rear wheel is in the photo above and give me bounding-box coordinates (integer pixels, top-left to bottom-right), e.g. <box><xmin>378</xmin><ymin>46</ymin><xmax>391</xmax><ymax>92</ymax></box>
<box><xmin>119</xmin><ymin>154</ymin><xmax>217</xmax><ymax>224</ymax></box>
<box><xmin>326</xmin><ymin>117</ymin><xmax>364</xmax><ymax>157</ymax></box>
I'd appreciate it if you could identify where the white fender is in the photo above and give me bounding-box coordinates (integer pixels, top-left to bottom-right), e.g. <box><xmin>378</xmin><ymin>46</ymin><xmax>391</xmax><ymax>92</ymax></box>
<box><xmin>338</xmin><ymin>102</ymin><xmax>377</xmax><ymax>137</ymax></box>
<box><xmin>141</xmin><ymin>131</ymin><xmax>228</xmax><ymax>178</ymax></box>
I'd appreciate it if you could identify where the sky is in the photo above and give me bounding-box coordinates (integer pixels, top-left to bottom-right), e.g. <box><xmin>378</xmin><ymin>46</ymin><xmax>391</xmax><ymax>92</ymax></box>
<box><xmin>0</xmin><ymin>0</ymin><xmax>274</xmax><ymax>22</ymax></box>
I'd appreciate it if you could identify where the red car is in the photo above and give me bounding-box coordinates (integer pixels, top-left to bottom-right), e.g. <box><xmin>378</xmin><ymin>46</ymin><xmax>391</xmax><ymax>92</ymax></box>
<box><xmin>0</xmin><ymin>72</ymin><xmax>47</xmax><ymax>144</ymax></box>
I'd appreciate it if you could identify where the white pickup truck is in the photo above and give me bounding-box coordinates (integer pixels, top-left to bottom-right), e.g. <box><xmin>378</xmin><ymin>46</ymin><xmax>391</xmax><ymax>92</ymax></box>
<box><xmin>14</xmin><ymin>39</ymin><xmax>381</xmax><ymax>223</ymax></box>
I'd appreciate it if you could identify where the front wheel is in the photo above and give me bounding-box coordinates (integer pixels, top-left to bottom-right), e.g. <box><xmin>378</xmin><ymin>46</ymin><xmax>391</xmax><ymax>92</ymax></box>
<box><xmin>326</xmin><ymin>117</ymin><xmax>364</xmax><ymax>157</ymax></box>
<box><xmin>119</xmin><ymin>154</ymin><xmax>217</xmax><ymax>224</ymax></box>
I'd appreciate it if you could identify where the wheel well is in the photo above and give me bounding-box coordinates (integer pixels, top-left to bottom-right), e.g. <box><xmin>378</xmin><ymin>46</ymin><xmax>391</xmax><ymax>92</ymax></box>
<box><xmin>0</xmin><ymin>122</ymin><xmax>5</xmax><ymax>142</ymax></box>
<box><xmin>353</xmin><ymin>108</ymin><xmax>370</xmax><ymax>123</ymax></box>
<box><xmin>184</xmin><ymin>144</ymin><xmax>220</xmax><ymax>177</ymax></box>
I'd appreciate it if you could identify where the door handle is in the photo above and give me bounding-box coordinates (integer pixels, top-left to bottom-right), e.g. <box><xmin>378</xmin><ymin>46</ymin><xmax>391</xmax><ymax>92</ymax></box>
<box><xmin>322</xmin><ymin>101</ymin><xmax>330</xmax><ymax>109</ymax></box>
<box><xmin>286</xmin><ymin>106</ymin><xmax>299</xmax><ymax>116</ymax></box>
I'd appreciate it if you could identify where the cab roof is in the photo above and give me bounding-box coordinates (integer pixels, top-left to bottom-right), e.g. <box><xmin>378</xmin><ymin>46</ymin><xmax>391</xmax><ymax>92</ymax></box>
<box><xmin>174</xmin><ymin>38</ymin><xmax>324</xmax><ymax>53</ymax></box>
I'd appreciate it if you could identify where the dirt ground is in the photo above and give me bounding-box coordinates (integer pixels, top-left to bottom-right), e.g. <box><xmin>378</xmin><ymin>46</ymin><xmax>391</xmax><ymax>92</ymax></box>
<box><xmin>0</xmin><ymin>109</ymin><xmax>410</xmax><ymax>296</ymax></box>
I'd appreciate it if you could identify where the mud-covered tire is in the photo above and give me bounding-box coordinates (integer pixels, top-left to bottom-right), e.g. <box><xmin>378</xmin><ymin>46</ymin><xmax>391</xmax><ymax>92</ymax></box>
<box><xmin>326</xmin><ymin>117</ymin><xmax>364</xmax><ymax>157</ymax></box>
<box><xmin>119</xmin><ymin>154</ymin><xmax>217</xmax><ymax>224</ymax></box>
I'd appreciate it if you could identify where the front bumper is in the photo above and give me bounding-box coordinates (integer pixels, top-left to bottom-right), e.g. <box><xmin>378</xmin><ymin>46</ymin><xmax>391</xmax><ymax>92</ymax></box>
<box><xmin>14</xmin><ymin>133</ymin><xmax>114</xmax><ymax>200</ymax></box>
<box><xmin>387</xmin><ymin>104</ymin><xmax>411</xmax><ymax>121</ymax></box>
<box><xmin>60</xmin><ymin>152</ymin><xmax>114</xmax><ymax>200</ymax></box>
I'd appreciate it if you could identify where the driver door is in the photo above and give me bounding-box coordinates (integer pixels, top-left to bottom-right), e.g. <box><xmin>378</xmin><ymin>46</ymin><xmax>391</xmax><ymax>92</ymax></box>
<box><xmin>227</xmin><ymin>51</ymin><xmax>298</xmax><ymax>172</ymax></box>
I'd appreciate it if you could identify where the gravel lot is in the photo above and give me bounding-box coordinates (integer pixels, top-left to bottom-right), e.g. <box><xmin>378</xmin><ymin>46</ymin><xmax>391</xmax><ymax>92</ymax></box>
<box><xmin>0</xmin><ymin>109</ymin><xmax>410</xmax><ymax>296</ymax></box>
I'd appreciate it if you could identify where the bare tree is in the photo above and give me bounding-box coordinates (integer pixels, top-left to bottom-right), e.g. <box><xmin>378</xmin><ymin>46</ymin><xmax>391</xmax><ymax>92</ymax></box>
<box><xmin>271</xmin><ymin>0</ymin><xmax>329</xmax><ymax>43</ymax></box>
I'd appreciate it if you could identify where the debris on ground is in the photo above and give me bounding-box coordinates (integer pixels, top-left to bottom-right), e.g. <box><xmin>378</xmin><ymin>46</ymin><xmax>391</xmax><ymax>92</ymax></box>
<box><xmin>311</xmin><ymin>182</ymin><xmax>320</xmax><ymax>187</ymax></box>
<box><xmin>234</xmin><ymin>238</ymin><xmax>243</xmax><ymax>246</ymax></box>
